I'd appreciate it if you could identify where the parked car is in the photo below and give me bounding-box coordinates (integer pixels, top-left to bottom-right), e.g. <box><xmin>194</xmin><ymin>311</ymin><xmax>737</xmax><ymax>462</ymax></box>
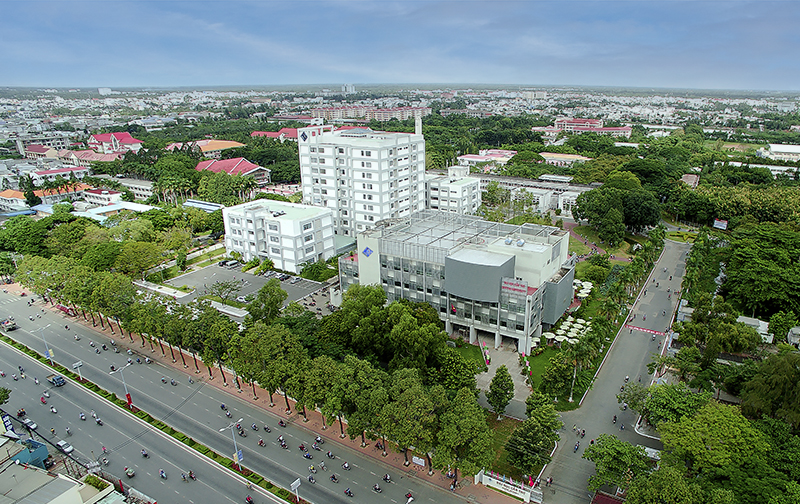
<box><xmin>56</xmin><ymin>440</ymin><xmax>74</xmax><ymax>454</ymax></box>
<box><xmin>226</xmin><ymin>261</ymin><xmax>241</xmax><ymax>269</ymax></box>
<box><xmin>263</xmin><ymin>271</ymin><xmax>276</xmax><ymax>278</ymax></box>
<box><xmin>218</xmin><ymin>260</ymin><xmax>229</xmax><ymax>267</ymax></box>
<box><xmin>278</xmin><ymin>274</ymin><xmax>291</xmax><ymax>281</ymax></box>
<box><xmin>290</xmin><ymin>276</ymin><xmax>302</xmax><ymax>284</ymax></box>
<box><xmin>22</xmin><ymin>418</ymin><xmax>38</xmax><ymax>431</ymax></box>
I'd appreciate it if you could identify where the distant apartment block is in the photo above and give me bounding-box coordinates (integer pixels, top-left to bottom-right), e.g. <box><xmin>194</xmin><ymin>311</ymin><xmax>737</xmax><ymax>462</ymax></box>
<box><xmin>439</xmin><ymin>109</ymin><xmax>494</xmax><ymax>118</ymax></box>
<box><xmin>222</xmin><ymin>199</ymin><xmax>336</xmax><ymax>274</ymax></box>
<box><xmin>310</xmin><ymin>106</ymin><xmax>431</xmax><ymax>121</ymax></box>
<box><xmin>87</xmin><ymin>132</ymin><xmax>143</xmax><ymax>154</ymax></box>
<box><xmin>298</xmin><ymin>124</ymin><xmax>426</xmax><ymax>237</ymax></box>
<box><xmin>424</xmin><ymin>166</ymin><xmax>482</xmax><ymax>214</ymax></box>
<box><xmin>194</xmin><ymin>158</ymin><xmax>271</xmax><ymax>187</ymax></box>
<box><xmin>95</xmin><ymin>175</ymin><xmax>154</xmax><ymax>201</ymax></box>
<box><xmin>57</xmin><ymin>149</ymin><xmax>123</xmax><ymax>167</ymax></box>
<box><xmin>83</xmin><ymin>189</ymin><xmax>123</xmax><ymax>206</ymax></box>
<box><xmin>533</xmin><ymin>118</ymin><xmax>632</xmax><ymax>139</ymax></box>
<box><xmin>25</xmin><ymin>144</ymin><xmax>58</xmax><ymax>160</ymax></box>
<box><xmin>0</xmin><ymin>183</ymin><xmax>93</xmax><ymax>211</ymax></box>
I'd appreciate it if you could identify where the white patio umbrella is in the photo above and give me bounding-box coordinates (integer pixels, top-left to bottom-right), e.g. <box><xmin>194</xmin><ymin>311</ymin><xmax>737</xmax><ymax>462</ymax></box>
<box><xmin>545</xmin><ymin>332</ymin><xmax>556</xmax><ymax>339</ymax></box>
<box><xmin>577</xmin><ymin>292</ymin><xmax>589</xmax><ymax>299</ymax></box>
<box><xmin>567</xmin><ymin>338</ymin><xmax>580</xmax><ymax>345</ymax></box>
<box><xmin>554</xmin><ymin>335</ymin><xmax>568</xmax><ymax>342</ymax></box>
<box><xmin>576</xmin><ymin>318</ymin><xmax>586</xmax><ymax>324</ymax></box>
<box><xmin>556</xmin><ymin>329</ymin><xmax>566</xmax><ymax>335</ymax></box>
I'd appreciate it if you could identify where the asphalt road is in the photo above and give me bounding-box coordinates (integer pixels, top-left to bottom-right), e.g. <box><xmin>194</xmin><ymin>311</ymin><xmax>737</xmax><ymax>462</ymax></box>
<box><xmin>0</xmin><ymin>343</ymin><xmax>282</xmax><ymax>504</ymax></box>
<box><xmin>0</xmin><ymin>293</ymin><xmax>461</xmax><ymax>504</ymax></box>
<box><xmin>542</xmin><ymin>239</ymin><xmax>692</xmax><ymax>503</ymax></box>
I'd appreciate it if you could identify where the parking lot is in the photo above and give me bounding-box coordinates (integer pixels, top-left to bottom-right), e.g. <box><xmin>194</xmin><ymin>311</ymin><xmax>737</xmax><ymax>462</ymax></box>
<box><xmin>166</xmin><ymin>263</ymin><xmax>327</xmax><ymax>310</ymax></box>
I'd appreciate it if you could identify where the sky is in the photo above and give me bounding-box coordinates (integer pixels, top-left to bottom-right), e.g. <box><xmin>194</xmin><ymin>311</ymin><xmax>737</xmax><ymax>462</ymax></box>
<box><xmin>1</xmin><ymin>0</ymin><xmax>799</xmax><ymax>91</ymax></box>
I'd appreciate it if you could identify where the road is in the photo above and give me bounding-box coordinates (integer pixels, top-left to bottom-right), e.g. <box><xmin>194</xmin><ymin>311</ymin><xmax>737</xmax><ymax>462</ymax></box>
<box><xmin>0</xmin><ymin>292</ymin><xmax>464</xmax><ymax>504</ymax></box>
<box><xmin>1</xmin><ymin>343</ymin><xmax>281</xmax><ymax>504</ymax></box>
<box><xmin>541</xmin><ymin>239</ymin><xmax>692</xmax><ymax>503</ymax></box>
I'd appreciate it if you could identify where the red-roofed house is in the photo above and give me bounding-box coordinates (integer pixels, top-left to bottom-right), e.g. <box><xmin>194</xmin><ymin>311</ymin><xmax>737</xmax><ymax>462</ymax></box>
<box><xmin>250</xmin><ymin>128</ymin><xmax>299</xmax><ymax>143</ymax></box>
<box><xmin>57</xmin><ymin>149</ymin><xmax>123</xmax><ymax>167</ymax></box>
<box><xmin>25</xmin><ymin>144</ymin><xmax>57</xmax><ymax>160</ymax></box>
<box><xmin>87</xmin><ymin>132</ymin><xmax>143</xmax><ymax>154</ymax></box>
<box><xmin>195</xmin><ymin>158</ymin><xmax>271</xmax><ymax>186</ymax></box>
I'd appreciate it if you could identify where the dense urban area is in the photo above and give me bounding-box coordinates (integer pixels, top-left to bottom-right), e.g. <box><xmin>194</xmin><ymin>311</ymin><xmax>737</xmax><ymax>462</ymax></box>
<box><xmin>1</xmin><ymin>84</ymin><xmax>799</xmax><ymax>504</ymax></box>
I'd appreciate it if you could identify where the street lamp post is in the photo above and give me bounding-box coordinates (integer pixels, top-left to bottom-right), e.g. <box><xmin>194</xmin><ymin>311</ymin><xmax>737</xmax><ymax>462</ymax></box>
<box><xmin>220</xmin><ymin>418</ymin><xmax>244</xmax><ymax>470</ymax></box>
<box><xmin>109</xmin><ymin>362</ymin><xmax>133</xmax><ymax>408</ymax></box>
<box><xmin>36</xmin><ymin>324</ymin><xmax>53</xmax><ymax>365</ymax></box>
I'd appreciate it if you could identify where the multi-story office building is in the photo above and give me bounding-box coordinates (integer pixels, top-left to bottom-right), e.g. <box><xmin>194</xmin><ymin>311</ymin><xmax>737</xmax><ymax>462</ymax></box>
<box><xmin>339</xmin><ymin>210</ymin><xmax>575</xmax><ymax>354</ymax></box>
<box><xmin>424</xmin><ymin>166</ymin><xmax>482</xmax><ymax>214</ymax></box>
<box><xmin>223</xmin><ymin>199</ymin><xmax>335</xmax><ymax>274</ymax></box>
<box><xmin>298</xmin><ymin>124</ymin><xmax>426</xmax><ymax>237</ymax></box>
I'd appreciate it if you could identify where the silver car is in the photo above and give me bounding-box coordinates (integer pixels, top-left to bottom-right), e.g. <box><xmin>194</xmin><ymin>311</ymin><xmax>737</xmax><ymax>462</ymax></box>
<box><xmin>56</xmin><ymin>440</ymin><xmax>74</xmax><ymax>454</ymax></box>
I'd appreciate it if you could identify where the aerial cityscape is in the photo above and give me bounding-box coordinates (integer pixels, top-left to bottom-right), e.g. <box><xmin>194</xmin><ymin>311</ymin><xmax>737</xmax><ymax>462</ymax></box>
<box><xmin>1</xmin><ymin>2</ymin><xmax>799</xmax><ymax>504</ymax></box>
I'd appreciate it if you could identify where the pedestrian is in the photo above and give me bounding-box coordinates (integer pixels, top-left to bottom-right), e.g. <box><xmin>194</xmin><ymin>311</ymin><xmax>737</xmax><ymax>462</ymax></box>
<box><xmin>590</xmin><ymin>439</ymin><xmax>594</xmax><ymax>445</ymax></box>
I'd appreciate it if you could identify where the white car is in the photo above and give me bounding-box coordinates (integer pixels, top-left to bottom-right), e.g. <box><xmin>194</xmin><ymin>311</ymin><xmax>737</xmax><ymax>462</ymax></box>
<box><xmin>22</xmin><ymin>418</ymin><xmax>38</xmax><ymax>431</ymax></box>
<box><xmin>56</xmin><ymin>440</ymin><xmax>74</xmax><ymax>454</ymax></box>
<box><xmin>236</xmin><ymin>296</ymin><xmax>248</xmax><ymax>303</ymax></box>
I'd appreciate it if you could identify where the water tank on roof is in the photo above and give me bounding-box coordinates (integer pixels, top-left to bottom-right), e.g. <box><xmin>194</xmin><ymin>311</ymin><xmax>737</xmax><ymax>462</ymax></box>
<box><xmin>516</xmin><ymin>239</ymin><xmax>525</xmax><ymax>247</ymax></box>
<box><xmin>504</xmin><ymin>237</ymin><xmax>513</xmax><ymax>245</ymax></box>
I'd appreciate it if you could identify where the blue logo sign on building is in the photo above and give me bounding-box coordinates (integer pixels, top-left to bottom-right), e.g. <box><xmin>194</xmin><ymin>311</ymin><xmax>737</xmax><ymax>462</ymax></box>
<box><xmin>363</xmin><ymin>247</ymin><xmax>373</xmax><ymax>257</ymax></box>
<box><xmin>300</xmin><ymin>132</ymin><xmax>308</xmax><ymax>141</ymax></box>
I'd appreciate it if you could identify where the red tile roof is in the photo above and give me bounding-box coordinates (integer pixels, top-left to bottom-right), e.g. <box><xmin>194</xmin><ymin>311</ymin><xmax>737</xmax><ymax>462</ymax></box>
<box><xmin>34</xmin><ymin>167</ymin><xmax>88</xmax><ymax>176</ymax></box>
<box><xmin>89</xmin><ymin>132</ymin><xmax>142</xmax><ymax>144</ymax></box>
<box><xmin>195</xmin><ymin>157</ymin><xmax>263</xmax><ymax>176</ymax></box>
<box><xmin>251</xmin><ymin>127</ymin><xmax>298</xmax><ymax>139</ymax></box>
<box><xmin>26</xmin><ymin>144</ymin><xmax>51</xmax><ymax>154</ymax></box>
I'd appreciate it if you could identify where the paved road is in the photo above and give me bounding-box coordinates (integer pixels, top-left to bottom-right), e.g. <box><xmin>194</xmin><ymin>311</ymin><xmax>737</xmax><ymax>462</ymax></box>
<box><xmin>0</xmin><ymin>293</ymin><xmax>464</xmax><ymax>504</ymax></box>
<box><xmin>542</xmin><ymin>239</ymin><xmax>691</xmax><ymax>503</ymax></box>
<box><xmin>1</xmin><ymin>344</ymin><xmax>282</xmax><ymax>504</ymax></box>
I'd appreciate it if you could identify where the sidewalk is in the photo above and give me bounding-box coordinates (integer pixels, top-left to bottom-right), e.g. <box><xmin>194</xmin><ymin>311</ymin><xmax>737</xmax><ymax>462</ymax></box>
<box><xmin>48</xmin><ymin>300</ymin><xmax>519</xmax><ymax>504</ymax></box>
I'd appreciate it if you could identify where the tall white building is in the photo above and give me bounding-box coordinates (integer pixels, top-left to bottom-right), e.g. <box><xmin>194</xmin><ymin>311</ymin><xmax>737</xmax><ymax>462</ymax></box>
<box><xmin>298</xmin><ymin>124</ymin><xmax>426</xmax><ymax>237</ymax></box>
<box><xmin>222</xmin><ymin>199</ymin><xmax>335</xmax><ymax>274</ymax></box>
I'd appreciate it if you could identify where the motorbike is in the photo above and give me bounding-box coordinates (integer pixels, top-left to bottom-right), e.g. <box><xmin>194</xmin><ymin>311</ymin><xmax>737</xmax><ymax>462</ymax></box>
<box><xmin>311</xmin><ymin>443</ymin><xmax>321</xmax><ymax>451</ymax></box>
<box><xmin>50</xmin><ymin>406</ymin><xmax>57</xmax><ymax>414</ymax></box>
<box><xmin>303</xmin><ymin>452</ymin><xmax>313</xmax><ymax>460</ymax></box>
<box><xmin>315</xmin><ymin>436</ymin><xmax>324</xmax><ymax>445</ymax></box>
<box><xmin>330</xmin><ymin>474</ymin><xmax>339</xmax><ymax>483</ymax></box>
<box><xmin>159</xmin><ymin>469</ymin><xmax>167</xmax><ymax>480</ymax></box>
<box><xmin>280</xmin><ymin>442</ymin><xmax>288</xmax><ymax>450</ymax></box>
<box><xmin>142</xmin><ymin>450</ymin><xmax>149</xmax><ymax>458</ymax></box>
<box><xmin>383</xmin><ymin>474</ymin><xmax>391</xmax><ymax>483</ymax></box>
<box><xmin>226</xmin><ymin>410</ymin><xmax>232</xmax><ymax>418</ymax></box>
<box><xmin>170</xmin><ymin>379</ymin><xmax>176</xmax><ymax>386</ymax></box>
<box><xmin>238</xmin><ymin>430</ymin><xmax>247</xmax><ymax>438</ymax></box>
<box><xmin>342</xmin><ymin>462</ymin><xmax>350</xmax><ymax>471</ymax></box>
<box><xmin>251</xmin><ymin>423</ymin><xmax>258</xmax><ymax>431</ymax></box>
<box><xmin>299</xmin><ymin>444</ymin><xmax>306</xmax><ymax>452</ymax></box>
<box><xmin>12</xmin><ymin>374</ymin><xmax>17</xmax><ymax>381</ymax></box>
<box><xmin>344</xmin><ymin>489</ymin><xmax>353</xmax><ymax>497</ymax></box>
<box><xmin>258</xmin><ymin>439</ymin><xmax>265</xmax><ymax>447</ymax></box>
<box><xmin>278</xmin><ymin>420</ymin><xmax>286</xmax><ymax>427</ymax></box>
<box><xmin>40</xmin><ymin>396</ymin><xmax>47</xmax><ymax>404</ymax></box>
<box><xmin>96</xmin><ymin>418</ymin><xmax>103</xmax><ymax>426</ymax></box>
<box><xmin>101</xmin><ymin>344</ymin><xmax>108</xmax><ymax>351</ymax></box>
<box><xmin>79</xmin><ymin>412</ymin><xmax>86</xmax><ymax>421</ymax></box>
<box><xmin>188</xmin><ymin>471</ymin><xmax>196</xmax><ymax>481</ymax></box>
<box><xmin>307</xmin><ymin>475</ymin><xmax>315</xmax><ymax>484</ymax></box>
<box><xmin>264</xmin><ymin>425</ymin><xmax>271</xmax><ymax>433</ymax></box>
<box><xmin>220</xmin><ymin>404</ymin><xmax>227</xmax><ymax>410</ymax></box>
<box><xmin>114</xmin><ymin>347</ymin><xmax>120</xmax><ymax>353</ymax></box>
<box><xmin>17</xmin><ymin>408</ymin><xmax>26</xmax><ymax>417</ymax></box>
<box><xmin>326</xmin><ymin>451</ymin><xmax>335</xmax><ymax>459</ymax></box>
<box><xmin>574</xmin><ymin>441</ymin><xmax>580</xmax><ymax>453</ymax></box>
<box><xmin>34</xmin><ymin>377</ymin><xmax>39</xmax><ymax>385</ymax></box>
<box><xmin>161</xmin><ymin>377</ymin><xmax>167</xmax><ymax>384</ymax></box>
<box><xmin>309</xmin><ymin>465</ymin><xmax>316</xmax><ymax>474</ymax></box>
<box><xmin>245</xmin><ymin>497</ymin><xmax>253</xmax><ymax>504</ymax></box>
<box><xmin>110</xmin><ymin>365</ymin><xmax>116</xmax><ymax>371</ymax></box>
<box><xmin>372</xmin><ymin>485</ymin><xmax>382</xmax><ymax>493</ymax></box>
<box><xmin>613</xmin><ymin>415</ymin><xmax>617</xmax><ymax>424</ymax></box>
<box><xmin>74</xmin><ymin>335</ymin><xmax>80</xmax><ymax>341</ymax></box>
<box><xmin>42</xmin><ymin>390</ymin><xmax>50</xmax><ymax>398</ymax></box>
<box><xmin>0</xmin><ymin>370</ymin><xmax>4</xmax><ymax>377</ymax></box>
<box><xmin>95</xmin><ymin>348</ymin><xmax>101</xmax><ymax>354</ymax></box>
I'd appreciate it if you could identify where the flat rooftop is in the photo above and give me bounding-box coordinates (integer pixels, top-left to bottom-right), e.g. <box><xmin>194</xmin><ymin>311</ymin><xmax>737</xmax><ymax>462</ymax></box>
<box><xmin>228</xmin><ymin>199</ymin><xmax>331</xmax><ymax>221</ymax></box>
<box><xmin>366</xmin><ymin>209</ymin><xmax>564</xmax><ymax>253</ymax></box>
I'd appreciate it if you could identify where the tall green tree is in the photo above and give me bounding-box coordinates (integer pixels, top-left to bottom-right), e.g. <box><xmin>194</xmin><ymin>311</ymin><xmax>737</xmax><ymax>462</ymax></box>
<box><xmin>582</xmin><ymin>434</ymin><xmax>650</xmax><ymax>493</ymax></box>
<box><xmin>486</xmin><ymin>364</ymin><xmax>515</xmax><ymax>420</ymax></box>
<box><xmin>505</xmin><ymin>417</ymin><xmax>559</xmax><ymax>474</ymax></box>
<box><xmin>245</xmin><ymin>278</ymin><xmax>287</xmax><ymax>326</ymax></box>
<box><xmin>433</xmin><ymin>387</ymin><xmax>493</xmax><ymax>485</ymax></box>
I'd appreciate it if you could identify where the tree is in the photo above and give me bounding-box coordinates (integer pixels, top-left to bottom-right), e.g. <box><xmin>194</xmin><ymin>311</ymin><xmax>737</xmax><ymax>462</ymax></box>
<box><xmin>505</xmin><ymin>417</ymin><xmax>559</xmax><ymax>473</ymax></box>
<box><xmin>245</xmin><ymin>278</ymin><xmax>287</xmax><ymax>325</ymax></box>
<box><xmin>433</xmin><ymin>387</ymin><xmax>493</xmax><ymax>485</ymax></box>
<box><xmin>486</xmin><ymin>364</ymin><xmax>514</xmax><ymax>419</ymax></box>
<box><xmin>599</xmin><ymin>207</ymin><xmax>626</xmax><ymax>247</ymax></box>
<box><xmin>114</xmin><ymin>241</ymin><xmax>163</xmax><ymax>279</ymax></box>
<box><xmin>641</xmin><ymin>382</ymin><xmax>711</xmax><ymax>428</ymax></box>
<box><xmin>741</xmin><ymin>351</ymin><xmax>800</xmax><ymax>428</ymax></box>
<box><xmin>768</xmin><ymin>310</ymin><xmax>797</xmax><ymax>343</ymax></box>
<box><xmin>207</xmin><ymin>280</ymin><xmax>242</xmax><ymax>304</ymax></box>
<box><xmin>436</xmin><ymin>347</ymin><xmax>478</xmax><ymax>392</ymax></box>
<box><xmin>538</xmin><ymin>352</ymin><xmax>572</xmax><ymax>398</ymax></box>
<box><xmin>582</xmin><ymin>434</ymin><xmax>650</xmax><ymax>492</ymax></box>
<box><xmin>381</xmin><ymin>369</ymin><xmax>435</xmax><ymax>465</ymax></box>
<box><xmin>0</xmin><ymin>387</ymin><xmax>9</xmax><ymax>405</ymax></box>
<box><xmin>659</xmin><ymin>402</ymin><xmax>769</xmax><ymax>477</ymax></box>
<box><xmin>626</xmin><ymin>466</ymin><xmax>704</xmax><ymax>504</ymax></box>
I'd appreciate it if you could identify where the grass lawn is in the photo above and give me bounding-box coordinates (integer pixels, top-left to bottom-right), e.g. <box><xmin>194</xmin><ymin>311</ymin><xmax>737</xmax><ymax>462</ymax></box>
<box><xmin>453</xmin><ymin>342</ymin><xmax>489</xmax><ymax>373</ymax></box>
<box><xmin>573</xmin><ymin>225</ymin><xmax>635</xmax><ymax>259</ymax></box>
<box><xmin>569</xmin><ymin>236</ymin><xmax>591</xmax><ymax>257</ymax></box>
<box><xmin>485</xmin><ymin>413</ymin><xmax>530</xmax><ymax>480</ymax></box>
<box><xmin>666</xmin><ymin>230</ymin><xmax>697</xmax><ymax>243</ymax></box>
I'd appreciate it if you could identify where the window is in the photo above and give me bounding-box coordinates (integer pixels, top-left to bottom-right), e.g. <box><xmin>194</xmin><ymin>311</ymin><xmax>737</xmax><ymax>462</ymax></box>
<box><xmin>311</xmin><ymin>158</ymin><xmax>317</xmax><ymax>163</ymax></box>
<box><xmin>360</xmin><ymin>150</ymin><xmax>372</xmax><ymax>157</ymax></box>
<box><xmin>368</xmin><ymin>216</ymin><xmax>374</xmax><ymax>221</ymax></box>
<box><xmin>338</xmin><ymin>148</ymin><xmax>344</xmax><ymax>154</ymax></box>
<box><xmin>319</xmin><ymin>158</ymin><xmax>325</xmax><ymax>164</ymax></box>
<box><xmin>304</xmin><ymin>235</ymin><xmax>313</xmax><ymax>242</ymax></box>
<box><xmin>310</xmin><ymin>147</ymin><xmax>317</xmax><ymax>153</ymax></box>
<box><xmin>271</xmin><ymin>247</ymin><xmax>280</xmax><ymax>254</ymax></box>
<box><xmin>321</xmin><ymin>189</ymin><xmax>327</xmax><ymax>195</ymax></box>
<box><xmin>270</xmin><ymin>236</ymin><xmax>279</xmax><ymax>243</ymax></box>
<box><xmin>303</xmin><ymin>222</ymin><xmax>312</xmax><ymax>231</ymax></box>
<box><xmin>305</xmin><ymin>246</ymin><xmax>314</xmax><ymax>253</ymax></box>
<box><xmin>318</xmin><ymin>148</ymin><xmax>324</xmax><ymax>153</ymax></box>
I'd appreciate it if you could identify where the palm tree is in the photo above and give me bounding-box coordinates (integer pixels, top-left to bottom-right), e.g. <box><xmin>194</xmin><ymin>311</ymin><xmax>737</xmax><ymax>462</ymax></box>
<box><xmin>567</xmin><ymin>338</ymin><xmax>593</xmax><ymax>402</ymax></box>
